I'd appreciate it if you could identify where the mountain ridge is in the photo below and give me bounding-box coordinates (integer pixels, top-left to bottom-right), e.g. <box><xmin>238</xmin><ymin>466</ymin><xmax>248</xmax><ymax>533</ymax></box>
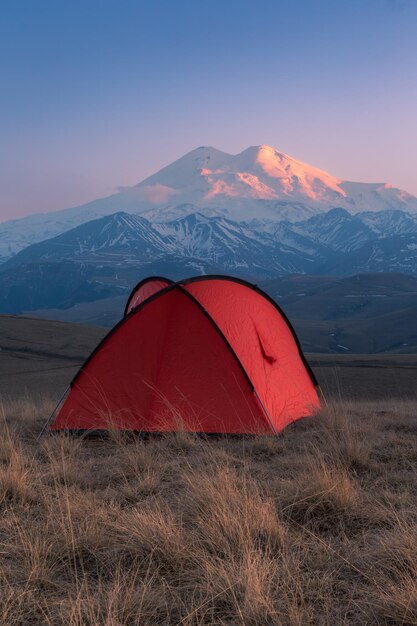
<box><xmin>1</xmin><ymin>207</ymin><xmax>417</xmax><ymax>317</ymax></box>
<box><xmin>3</xmin><ymin>207</ymin><xmax>417</xmax><ymax>274</ymax></box>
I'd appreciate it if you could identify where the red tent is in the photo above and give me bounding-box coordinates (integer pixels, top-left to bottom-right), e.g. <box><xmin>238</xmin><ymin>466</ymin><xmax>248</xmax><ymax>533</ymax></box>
<box><xmin>50</xmin><ymin>276</ymin><xmax>321</xmax><ymax>435</ymax></box>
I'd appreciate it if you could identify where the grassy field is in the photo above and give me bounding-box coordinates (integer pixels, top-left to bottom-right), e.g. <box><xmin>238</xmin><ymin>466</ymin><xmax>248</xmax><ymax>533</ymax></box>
<box><xmin>0</xmin><ymin>315</ymin><xmax>416</xmax><ymax>624</ymax></box>
<box><xmin>1</xmin><ymin>397</ymin><xmax>416</xmax><ymax>625</ymax></box>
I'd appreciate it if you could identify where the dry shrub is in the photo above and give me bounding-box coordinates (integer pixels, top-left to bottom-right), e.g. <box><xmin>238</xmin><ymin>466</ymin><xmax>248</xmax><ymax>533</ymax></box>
<box><xmin>196</xmin><ymin>546</ymin><xmax>306</xmax><ymax>626</ymax></box>
<box><xmin>0</xmin><ymin>440</ymin><xmax>39</xmax><ymax>507</ymax></box>
<box><xmin>57</xmin><ymin>571</ymin><xmax>158</xmax><ymax>626</ymax></box>
<box><xmin>313</xmin><ymin>402</ymin><xmax>372</xmax><ymax>471</ymax></box>
<box><xmin>40</xmin><ymin>434</ymin><xmax>86</xmax><ymax>487</ymax></box>
<box><xmin>4</xmin><ymin>516</ymin><xmax>62</xmax><ymax>589</ymax></box>
<box><xmin>48</xmin><ymin>487</ymin><xmax>121</xmax><ymax>576</ymax></box>
<box><xmin>113</xmin><ymin>503</ymin><xmax>189</xmax><ymax>574</ymax></box>
<box><xmin>357</xmin><ymin>518</ymin><xmax>417</xmax><ymax>625</ymax></box>
<box><xmin>183</xmin><ymin>465</ymin><xmax>286</xmax><ymax>556</ymax></box>
<box><xmin>111</xmin><ymin>439</ymin><xmax>169</xmax><ymax>500</ymax></box>
<box><xmin>1</xmin><ymin>395</ymin><xmax>55</xmax><ymax>439</ymax></box>
<box><xmin>0</xmin><ymin>580</ymin><xmax>49</xmax><ymax>626</ymax></box>
<box><xmin>281</xmin><ymin>455</ymin><xmax>358</xmax><ymax>530</ymax></box>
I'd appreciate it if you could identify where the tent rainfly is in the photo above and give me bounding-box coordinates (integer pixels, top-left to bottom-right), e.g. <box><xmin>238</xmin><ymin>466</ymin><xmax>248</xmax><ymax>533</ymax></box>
<box><xmin>48</xmin><ymin>275</ymin><xmax>321</xmax><ymax>435</ymax></box>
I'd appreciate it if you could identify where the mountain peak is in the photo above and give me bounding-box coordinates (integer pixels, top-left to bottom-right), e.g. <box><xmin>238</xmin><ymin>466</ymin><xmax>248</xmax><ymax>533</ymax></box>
<box><xmin>243</xmin><ymin>143</ymin><xmax>279</xmax><ymax>154</ymax></box>
<box><xmin>182</xmin><ymin>145</ymin><xmax>231</xmax><ymax>160</ymax></box>
<box><xmin>236</xmin><ymin>144</ymin><xmax>281</xmax><ymax>160</ymax></box>
<box><xmin>231</xmin><ymin>144</ymin><xmax>346</xmax><ymax>203</ymax></box>
<box><xmin>128</xmin><ymin>143</ymin><xmax>417</xmax><ymax>221</ymax></box>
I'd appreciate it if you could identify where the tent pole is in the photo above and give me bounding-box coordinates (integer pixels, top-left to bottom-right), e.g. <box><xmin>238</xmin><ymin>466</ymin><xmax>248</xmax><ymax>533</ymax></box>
<box><xmin>38</xmin><ymin>385</ymin><xmax>70</xmax><ymax>440</ymax></box>
<box><xmin>254</xmin><ymin>389</ymin><xmax>278</xmax><ymax>435</ymax></box>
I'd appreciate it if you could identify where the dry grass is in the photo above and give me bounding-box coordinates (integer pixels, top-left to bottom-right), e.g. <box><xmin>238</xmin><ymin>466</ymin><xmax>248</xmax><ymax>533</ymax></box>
<box><xmin>0</xmin><ymin>397</ymin><xmax>416</xmax><ymax>625</ymax></box>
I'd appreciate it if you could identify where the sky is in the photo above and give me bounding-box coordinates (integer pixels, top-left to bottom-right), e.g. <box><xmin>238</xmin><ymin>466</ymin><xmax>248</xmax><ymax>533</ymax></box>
<box><xmin>1</xmin><ymin>0</ymin><xmax>417</xmax><ymax>221</ymax></box>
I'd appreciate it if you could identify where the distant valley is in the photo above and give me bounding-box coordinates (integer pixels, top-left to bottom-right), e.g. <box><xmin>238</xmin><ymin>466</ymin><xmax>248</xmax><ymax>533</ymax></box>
<box><xmin>8</xmin><ymin>272</ymin><xmax>417</xmax><ymax>355</ymax></box>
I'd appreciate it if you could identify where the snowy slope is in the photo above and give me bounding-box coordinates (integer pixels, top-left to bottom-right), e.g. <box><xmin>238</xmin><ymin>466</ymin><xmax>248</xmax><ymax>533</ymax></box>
<box><xmin>292</xmin><ymin>208</ymin><xmax>377</xmax><ymax>253</ymax></box>
<box><xmin>3</xmin><ymin>213</ymin><xmax>172</xmax><ymax>268</ymax></box>
<box><xmin>358</xmin><ymin>209</ymin><xmax>417</xmax><ymax>236</ymax></box>
<box><xmin>135</xmin><ymin>144</ymin><xmax>417</xmax><ymax>217</ymax></box>
<box><xmin>0</xmin><ymin>190</ymin><xmax>144</xmax><ymax>262</ymax></box>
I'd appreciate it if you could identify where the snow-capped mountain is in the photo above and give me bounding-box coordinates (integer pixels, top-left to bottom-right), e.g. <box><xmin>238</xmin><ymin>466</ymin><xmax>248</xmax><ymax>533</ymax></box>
<box><xmin>291</xmin><ymin>208</ymin><xmax>377</xmax><ymax>253</ymax></box>
<box><xmin>321</xmin><ymin>234</ymin><xmax>417</xmax><ymax>276</ymax></box>
<box><xmin>358</xmin><ymin>209</ymin><xmax>417</xmax><ymax>236</ymax></box>
<box><xmin>3</xmin><ymin>208</ymin><xmax>417</xmax><ymax>275</ymax></box>
<box><xmin>3</xmin><ymin>212</ymin><xmax>173</xmax><ymax>268</ymax></box>
<box><xmin>154</xmin><ymin>213</ymin><xmax>282</xmax><ymax>270</ymax></box>
<box><xmin>3</xmin><ymin>211</ymin><xmax>324</xmax><ymax>276</ymax></box>
<box><xmin>2</xmin><ymin>144</ymin><xmax>417</xmax><ymax>262</ymax></box>
<box><xmin>136</xmin><ymin>144</ymin><xmax>417</xmax><ymax>217</ymax></box>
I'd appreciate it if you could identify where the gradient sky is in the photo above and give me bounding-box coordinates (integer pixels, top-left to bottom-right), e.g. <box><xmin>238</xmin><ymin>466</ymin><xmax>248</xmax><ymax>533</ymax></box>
<box><xmin>1</xmin><ymin>0</ymin><xmax>417</xmax><ymax>221</ymax></box>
